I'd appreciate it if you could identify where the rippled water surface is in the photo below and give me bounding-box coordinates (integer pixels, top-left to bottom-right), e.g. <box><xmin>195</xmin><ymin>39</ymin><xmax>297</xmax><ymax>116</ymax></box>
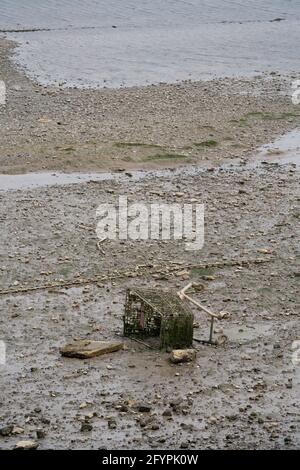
<box><xmin>0</xmin><ymin>1</ymin><xmax>300</xmax><ymax>87</ymax></box>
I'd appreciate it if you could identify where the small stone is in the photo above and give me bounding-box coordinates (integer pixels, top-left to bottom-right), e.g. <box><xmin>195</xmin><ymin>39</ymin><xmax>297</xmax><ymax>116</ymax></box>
<box><xmin>139</xmin><ymin>416</ymin><xmax>154</xmax><ymax>428</ymax></box>
<box><xmin>15</xmin><ymin>440</ymin><xmax>39</xmax><ymax>450</ymax></box>
<box><xmin>169</xmin><ymin>349</ymin><xmax>196</xmax><ymax>364</ymax></box>
<box><xmin>41</xmin><ymin>418</ymin><xmax>50</xmax><ymax>425</ymax></box>
<box><xmin>151</xmin><ymin>423</ymin><xmax>160</xmax><ymax>431</ymax></box>
<box><xmin>137</xmin><ymin>404</ymin><xmax>152</xmax><ymax>413</ymax></box>
<box><xmin>0</xmin><ymin>425</ymin><xmax>13</xmax><ymax>436</ymax></box>
<box><xmin>116</xmin><ymin>404</ymin><xmax>128</xmax><ymax>412</ymax></box>
<box><xmin>180</xmin><ymin>442</ymin><xmax>189</xmax><ymax>449</ymax></box>
<box><xmin>170</xmin><ymin>397</ymin><xmax>183</xmax><ymax>409</ymax></box>
<box><xmin>12</xmin><ymin>426</ymin><xmax>25</xmax><ymax>435</ymax></box>
<box><xmin>81</xmin><ymin>423</ymin><xmax>93</xmax><ymax>432</ymax></box>
<box><xmin>107</xmin><ymin>418</ymin><xmax>117</xmax><ymax>429</ymax></box>
<box><xmin>36</xmin><ymin>429</ymin><xmax>46</xmax><ymax>439</ymax></box>
<box><xmin>79</xmin><ymin>402</ymin><xmax>88</xmax><ymax>409</ymax></box>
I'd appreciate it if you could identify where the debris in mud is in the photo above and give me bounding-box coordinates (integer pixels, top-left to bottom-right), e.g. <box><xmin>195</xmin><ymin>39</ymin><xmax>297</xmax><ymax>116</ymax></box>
<box><xmin>60</xmin><ymin>340</ymin><xmax>123</xmax><ymax>359</ymax></box>
<box><xmin>107</xmin><ymin>418</ymin><xmax>117</xmax><ymax>429</ymax></box>
<box><xmin>137</xmin><ymin>404</ymin><xmax>152</xmax><ymax>413</ymax></box>
<box><xmin>124</xmin><ymin>288</ymin><xmax>194</xmax><ymax>349</ymax></box>
<box><xmin>216</xmin><ymin>334</ymin><xmax>229</xmax><ymax>346</ymax></box>
<box><xmin>36</xmin><ymin>429</ymin><xmax>46</xmax><ymax>439</ymax></box>
<box><xmin>178</xmin><ymin>282</ymin><xmax>230</xmax><ymax>344</ymax></box>
<box><xmin>169</xmin><ymin>349</ymin><xmax>196</xmax><ymax>364</ymax></box>
<box><xmin>12</xmin><ymin>426</ymin><xmax>25</xmax><ymax>436</ymax></box>
<box><xmin>80</xmin><ymin>423</ymin><xmax>93</xmax><ymax>432</ymax></box>
<box><xmin>14</xmin><ymin>440</ymin><xmax>39</xmax><ymax>450</ymax></box>
<box><xmin>0</xmin><ymin>425</ymin><xmax>14</xmax><ymax>436</ymax></box>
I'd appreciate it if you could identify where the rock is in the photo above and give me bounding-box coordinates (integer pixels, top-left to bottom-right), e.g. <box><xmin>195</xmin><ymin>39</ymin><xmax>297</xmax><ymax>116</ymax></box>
<box><xmin>36</xmin><ymin>429</ymin><xmax>46</xmax><ymax>439</ymax></box>
<box><xmin>137</xmin><ymin>404</ymin><xmax>152</xmax><ymax>413</ymax></box>
<box><xmin>0</xmin><ymin>425</ymin><xmax>13</xmax><ymax>436</ymax></box>
<box><xmin>15</xmin><ymin>440</ymin><xmax>39</xmax><ymax>450</ymax></box>
<box><xmin>60</xmin><ymin>340</ymin><xmax>123</xmax><ymax>359</ymax></box>
<box><xmin>79</xmin><ymin>402</ymin><xmax>89</xmax><ymax>409</ymax></box>
<box><xmin>175</xmin><ymin>270</ymin><xmax>190</xmax><ymax>278</ymax></box>
<box><xmin>180</xmin><ymin>441</ymin><xmax>189</xmax><ymax>449</ymax></box>
<box><xmin>181</xmin><ymin>423</ymin><xmax>195</xmax><ymax>431</ymax></box>
<box><xmin>170</xmin><ymin>397</ymin><xmax>183</xmax><ymax>410</ymax></box>
<box><xmin>193</xmin><ymin>282</ymin><xmax>205</xmax><ymax>291</ymax></box>
<box><xmin>80</xmin><ymin>423</ymin><xmax>93</xmax><ymax>432</ymax></box>
<box><xmin>151</xmin><ymin>423</ymin><xmax>160</xmax><ymax>431</ymax></box>
<box><xmin>169</xmin><ymin>349</ymin><xmax>196</xmax><ymax>364</ymax></box>
<box><xmin>84</xmin><ymin>412</ymin><xmax>95</xmax><ymax>420</ymax></box>
<box><xmin>139</xmin><ymin>416</ymin><xmax>154</xmax><ymax>428</ymax></box>
<box><xmin>41</xmin><ymin>417</ymin><xmax>50</xmax><ymax>425</ymax></box>
<box><xmin>162</xmin><ymin>409</ymin><xmax>172</xmax><ymax>417</ymax></box>
<box><xmin>216</xmin><ymin>334</ymin><xmax>228</xmax><ymax>345</ymax></box>
<box><xmin>107</xmin><ymin>418</ymin><xmax>117</xmax><ymax>429</ymax></box>
<box><xmin>12</xmin><ymin>426</ymin><xmax>25</xmax><ymax>435</ymax></box>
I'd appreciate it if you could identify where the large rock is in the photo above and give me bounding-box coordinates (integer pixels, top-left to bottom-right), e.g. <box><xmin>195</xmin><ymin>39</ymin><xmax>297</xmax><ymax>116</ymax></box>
<box><xmin>169</xmin><ymin>349</ymin><xmax>196</xmax><ymax>364</ymax></box>
<box><xmin>15</xmin><ymin>440</ymin><xmax>39</xmax><ymax>450</ymax></box>
<box><xmin>60</xmin><ymin>340</ymin><xmax>123</xmax><ymax>359</ymax></box>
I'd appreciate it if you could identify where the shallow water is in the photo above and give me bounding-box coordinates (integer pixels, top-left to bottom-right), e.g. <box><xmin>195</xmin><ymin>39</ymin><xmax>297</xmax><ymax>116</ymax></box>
<box><xmin>0</xmin><ymin>128</ymin><xmax>299</xmax><ymax>192</ymax></box>
<box><xmin>0</xmin><ymin>167</ymin><xmax>201</xmax><ymax>191</ymax></box>
<box><xmin>1</xmin><ymin>0</ymin><xmax>300</xmax><ymax>88</ymax></box>
<box><xmin>256</xmin><ymin>128</ymin><xmax>300</xmax><ymax>166</ymax></box>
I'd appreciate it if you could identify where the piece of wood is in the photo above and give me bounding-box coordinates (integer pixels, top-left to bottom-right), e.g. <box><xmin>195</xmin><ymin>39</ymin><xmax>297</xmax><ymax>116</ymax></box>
<box><xmin>60</xmin><ymin>340</ymin><xmax>123</xmax><ymax>359</ymax></box>
<box><xmin>177</xmin><ymin>282</ymin><xmax>219</xmax><ymax>318</ymax></box>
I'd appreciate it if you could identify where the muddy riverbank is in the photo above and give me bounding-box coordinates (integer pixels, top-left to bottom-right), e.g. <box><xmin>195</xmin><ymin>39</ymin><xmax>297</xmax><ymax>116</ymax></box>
<box><xmin>0</xmin><ymin>30</ymin><xmax>299</xmax><ymax>450</ymax></box>
<box><xmin>1</xmin><ymin>38</ymin><xmax>300</xmax><ymax>175</ymax></box>
<box><xmin>0</xmin><ymin>160</ymin><xmax>299</xmax><ymax>449</ymax></box>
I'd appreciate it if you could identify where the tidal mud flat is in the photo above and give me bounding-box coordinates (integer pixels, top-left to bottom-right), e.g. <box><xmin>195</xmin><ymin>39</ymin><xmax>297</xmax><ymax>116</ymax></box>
<box><xmin>0</xmin><ymin>24</ymin><xmax>300</xmax><ymax>450</ymax></box>
<box><xmin>0</xmin><ymin>37</ymin><xmax>300</xmax><ymax>175</ymax></box>
<box><xmin>0</xmin><ymin>160</ymin><xmax>299</xmax><ymax>449</ymax></box>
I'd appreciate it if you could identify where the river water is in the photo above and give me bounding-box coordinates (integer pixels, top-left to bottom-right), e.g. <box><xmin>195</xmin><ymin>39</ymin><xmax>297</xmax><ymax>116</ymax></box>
<box><xmin>0</xmin><ymin>0</ymin><xmax>299</xmax><ymax>88</ymax></box>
